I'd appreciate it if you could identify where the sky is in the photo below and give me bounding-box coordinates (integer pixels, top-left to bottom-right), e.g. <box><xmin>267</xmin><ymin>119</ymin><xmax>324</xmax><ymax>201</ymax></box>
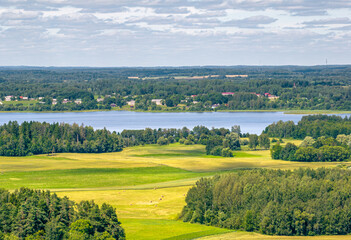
<box><xmin>0</xmin><ymin>0</ymin><xmax>351</xmax><ymax>67</ymax></box>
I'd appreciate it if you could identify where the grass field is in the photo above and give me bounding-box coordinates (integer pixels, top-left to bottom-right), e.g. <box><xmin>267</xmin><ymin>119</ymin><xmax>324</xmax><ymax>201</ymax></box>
<box><xmin>1</xmin><ymin>142</ymin><xmax>350</xmax><ymax>239</ymax></box>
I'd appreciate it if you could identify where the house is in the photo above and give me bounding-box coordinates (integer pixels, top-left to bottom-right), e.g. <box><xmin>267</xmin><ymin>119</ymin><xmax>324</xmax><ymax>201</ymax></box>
<box><xmin>62</xmin><ymin>99</ymin><xmax>71</xmax><ymax>104</ymax></box>
<box><xmin>225</xmin><ymin>75</ymin><xmax>248</xmax><ymax>78</ymax></box>
<box><xmin>212</xmin><ymin>104</ymin><xmax>220</xmax><ymax>109</ymax></box>
<box><xmin>222</xmin><ymin>92</ymin><xmax>235</xmax><ymax>96</ymax></box>
<box><xmin>127</xmin><ymin>100</ymin><xmax>135</xmax><ymax>107</ymax></box>
<box><xmin>193</xmin><ymin>101</ymin><xmax>199</xmax><ymax>104</ymax></box>
<box><xmin>265</xmin><ymin>93</ymin><xmax>279</xmax><ymax>100</ymax></box>
<box><xmin>5</xmin><ymin>96</ymin><xmax>13</xmax><ymax>101</ymax></box>
<box><xmin>97</xmin><ymin>98</ymin><xmax>104</xmax><ymax>102</ymax></box>
<box><xmin>110</xmin><ymin>103</ymin><xmax>117</xmax><ymax>107</ymax></box>
<box><xmin>74</xmin><ymin>99</ymin><xmax>82</xmax><ymax>104</ymax></box>
<box><xmin>22</xmin><ymin>97</ymin><xmax>28</xmax><ymax>100</ymax></box>
<box><xmin>38</xmin><ymin>97</ymin><xmax>44</xmax><ymax>100</ymax></box>
<box><xmin>268</xmin><ymin>95</ymin><xmax>279</xmax><ymax>100</ymax></box>
<box><xmin>191</xmin><ymin>95</ymin><xmax>197</xmax><ymax>98</ymax></box>
<box><xmin>52</xmin><ymin>99</ymin><xmax>57</xmax><ymax>105</ymax></box>
<box><xmin>151</xmin><ymin>99</ymin><xmax>163</xmax><ymax>106</ymax></box>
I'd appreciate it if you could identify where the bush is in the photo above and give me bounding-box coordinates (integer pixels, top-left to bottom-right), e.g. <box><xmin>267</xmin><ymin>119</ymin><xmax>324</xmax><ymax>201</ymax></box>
<box><xmin>157</xmin><ymin>137</ymin><xmax>169</xmax><ymax>145</ymax></box>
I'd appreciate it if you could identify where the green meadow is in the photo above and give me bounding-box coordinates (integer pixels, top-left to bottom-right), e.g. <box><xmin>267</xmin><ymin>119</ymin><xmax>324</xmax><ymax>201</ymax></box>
<box><xmin>1</xmin><ymin>142</ymin><xmax>350</xmax><ymax>239</ymax></box>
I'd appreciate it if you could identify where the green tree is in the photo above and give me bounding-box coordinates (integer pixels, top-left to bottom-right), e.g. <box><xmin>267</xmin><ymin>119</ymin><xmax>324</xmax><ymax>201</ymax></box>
<box><xmin>249</xmin><ymin>134</ymin><xmax>259</xmax><ymax>150</ymax></box>
<box><xmin>259</xmin><ymin>134</ymin><xmax>270</xmax><ymax>149</ymax></box>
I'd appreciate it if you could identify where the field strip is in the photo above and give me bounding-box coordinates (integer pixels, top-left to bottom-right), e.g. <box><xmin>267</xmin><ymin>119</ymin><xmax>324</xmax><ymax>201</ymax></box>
<box><xmin>49</xmin><ymin>176</ymin><xmax>203</xmax><ymax>192</ymax></box>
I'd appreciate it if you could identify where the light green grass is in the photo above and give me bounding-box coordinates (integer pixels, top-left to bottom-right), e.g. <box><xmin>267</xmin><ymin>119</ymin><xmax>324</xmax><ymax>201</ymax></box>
<box><xmin>0</xmin><ymin>166</ymin><xmax>210</xmax><ymax>190</ymax></box>
<box><xmin>121</xmin><ymin>219</ymin><xmax>231</xmax><ymax>240</ymax></box>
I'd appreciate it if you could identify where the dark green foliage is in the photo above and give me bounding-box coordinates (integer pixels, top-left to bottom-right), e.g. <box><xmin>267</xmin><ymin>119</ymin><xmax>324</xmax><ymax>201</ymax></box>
<box><xmin>248</xmin><ymin>134</ymin><xmax>259</xmax><ymax>150</ymax></box>
<box><xmin>0</xmin><ymin>121</ymin><xmax>123</xmax><ymax>156</ymax></box>
<box><xmin>0</xmin><ymin>188</ymin><xmax>125</xmax><ymax>240</ymax></box>
<box><xmin>270</xmin><ymin>144</ymin><xmax>283</xmax><ymax>159</ymax></box>
<box><xmin>181</xmin><ymin>168</ymin><xmax>351</xmax><ymax>236</ymax></box>
<box><xmin>223</xmin><ymin>133</ymin><xmax>241</xmax><ymax>151</ymax></box>
<box><xmin>279</xmin><ymin>143</ymin><xmax>298</xmax><ymax>161</ymax></box>
<box><xmin>264</xmin><ymin>115</ymin><xmax>351</xmax><ymax>139</ymax></box>
<box><xmin>258</xmin><ymin>134</ymin><xmax>270</xmax><ymax>149</ymax></box>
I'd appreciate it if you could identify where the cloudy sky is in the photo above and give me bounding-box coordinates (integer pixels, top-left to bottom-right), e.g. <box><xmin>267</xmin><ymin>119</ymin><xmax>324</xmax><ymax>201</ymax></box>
<box><xmin>0</xmin><ymin>0</ymin><xmax>350</xmax><ymax>66</ymax></box>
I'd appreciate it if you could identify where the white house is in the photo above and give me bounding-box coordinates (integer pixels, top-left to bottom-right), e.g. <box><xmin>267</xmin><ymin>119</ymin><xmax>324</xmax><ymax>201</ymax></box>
<box><xmin>151</xmin><ymin>99</ymin><xmax>163</xmax><ymax>106</ymax></box>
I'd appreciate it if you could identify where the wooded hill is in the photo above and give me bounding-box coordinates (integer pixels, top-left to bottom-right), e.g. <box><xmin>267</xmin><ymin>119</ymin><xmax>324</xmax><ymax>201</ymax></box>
<box><xmin>0</xmin><ymin>188</ymin><xmax>125</xmax><ymax>240</ymax></box>
<box><xmin>181</xmin><ymin>168</ymin><xmax>351</xmax><ymax>236</ymax></box>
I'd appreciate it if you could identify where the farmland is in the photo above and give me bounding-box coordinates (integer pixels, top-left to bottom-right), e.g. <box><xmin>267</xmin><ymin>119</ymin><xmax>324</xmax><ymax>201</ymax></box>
<box><xmin>1</xmin><ymin>143</ymin><xmax>351</xmax><ymax>239</ymax></box>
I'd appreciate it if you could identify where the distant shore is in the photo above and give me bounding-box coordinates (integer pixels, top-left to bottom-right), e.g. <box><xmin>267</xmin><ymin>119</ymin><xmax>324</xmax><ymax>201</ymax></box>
<box><xmin>0</xmin><ymin>108</ymin><xmax>351</xmax><ymax>115</ymax></box>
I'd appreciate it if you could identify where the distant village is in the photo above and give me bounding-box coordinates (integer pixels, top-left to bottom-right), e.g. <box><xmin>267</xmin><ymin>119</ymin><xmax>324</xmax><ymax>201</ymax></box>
<box><xmin>0</xmin><ymin>91</ymin><xmax>279</xmax><ymax>109</ymax></box>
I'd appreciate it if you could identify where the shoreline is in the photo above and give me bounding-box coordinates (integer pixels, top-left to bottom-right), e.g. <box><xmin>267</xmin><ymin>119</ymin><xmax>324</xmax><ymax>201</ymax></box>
<box><xmin>0</xmin><ymin>109</ymin><xmax>351</xmax><ymax>115</ymax></box>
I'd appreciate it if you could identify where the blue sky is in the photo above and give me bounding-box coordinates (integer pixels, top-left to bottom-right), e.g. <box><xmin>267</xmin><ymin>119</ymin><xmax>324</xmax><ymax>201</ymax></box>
<box><xmin>0</xmin><ymin>0</ymin><xmax>350</xmax><ymax>66</ymax></box>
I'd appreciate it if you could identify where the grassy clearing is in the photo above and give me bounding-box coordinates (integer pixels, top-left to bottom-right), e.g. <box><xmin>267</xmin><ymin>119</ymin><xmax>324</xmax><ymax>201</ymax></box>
<box><xmin>120</xmin><ymin>219</ymin><xmax>231</xmax><ymax>240</ymax></box>
<box><xmin>0</xmin><ymin>166</ymin><xmax>210</xmax><ymax>190</ymax></box>
<box><xmin>57</xmin><ymin>186</ymin><xmax>190</xmax><ymax>219</ymax></box>
<box><xmin>198</xmin><ymin>231</ymin><xmax>351</xmax><ymax>240</ymax></box>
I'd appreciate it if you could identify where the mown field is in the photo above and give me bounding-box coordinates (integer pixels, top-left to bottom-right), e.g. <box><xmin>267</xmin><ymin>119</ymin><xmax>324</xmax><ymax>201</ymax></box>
<box><xmin>1</xmin><ymin>142</ymin><xmax>350</xmax><ymax>239</ymax></box>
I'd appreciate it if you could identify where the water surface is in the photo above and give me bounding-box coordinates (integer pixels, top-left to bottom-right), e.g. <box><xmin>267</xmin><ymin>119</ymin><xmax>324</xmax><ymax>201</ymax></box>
<box><xmin>0</xmin><ymin>111</ymin><xmax>349</xmax><ymax>134</ymax></box>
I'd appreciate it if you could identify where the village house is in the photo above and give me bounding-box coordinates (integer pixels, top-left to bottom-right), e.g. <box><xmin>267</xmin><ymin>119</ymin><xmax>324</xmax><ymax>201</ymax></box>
<box><xmin>96</xmin><ymin>98</ymin><xmax>104</xmax><ymax>102</ymax></box>
<box><xmin>19</xmin><ymin>96</ymin><xmax>28</xmax><ymax>100</ymax></box>
<box><xmin>38</xmin><ymin>97</ymin><xmax>44</xmax><ymax>100</ymax></box>
<box><xmin>74</xmin><ymin>99</ymin><xmax>82</xmax><ymax>104</ymax></box>
<box><xmin>265</xmin><ymin>93</ymin><xmax>279</xmax><ymax>100</ymax></box>
<box><xmin>5</xmin><ymin>96</ymin><xmax>13</xmax><ymax>101</ymax></box>
<box><xmin>110</xmin><ymin>103</ymin><xmax>117</xmax><ymax>107</ymax></box>
<box><xmin>52</xmin><ymin>99</ymin><xmax>57</xmax><ymax>105</ymax></box>
<box><xmin>212</xmin><ymin>104</ymin><xmax>220</xmax><ymax>109</ymax></box>
<box><xmin>127</xmin><ymin>100</ymin><xmax>135</xmax><ymax>107</ymax></box>
<box><xmin>151</xmin><ymin>99</ymin><xmax>163</xmax><ymax>106</ymax></box>
<box><xmin>62</xmin><ymin>99</ymin><xmax>71</xmax><ymax>104</ymax></box>
<box><xmin>222</xmin><ymin>92</ymin><xmax>235</xmax><ymax>96</ymax></box>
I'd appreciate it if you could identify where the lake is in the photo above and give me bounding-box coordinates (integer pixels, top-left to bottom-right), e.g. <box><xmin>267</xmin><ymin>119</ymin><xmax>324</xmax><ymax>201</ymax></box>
<box><xmin>0</xmin><ymin>111</ymin><xmax>350</xmax><ymax>134</ymax></box>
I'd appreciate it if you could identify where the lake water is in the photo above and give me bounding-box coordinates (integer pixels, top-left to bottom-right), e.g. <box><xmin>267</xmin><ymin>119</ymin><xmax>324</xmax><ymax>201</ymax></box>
<box><xmin>0</xmin><ymin>111</ymin><xmax>350</xmax><ymax>134</ymax></box>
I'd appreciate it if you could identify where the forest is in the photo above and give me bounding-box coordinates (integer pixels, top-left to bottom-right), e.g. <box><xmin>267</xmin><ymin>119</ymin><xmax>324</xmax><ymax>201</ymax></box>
<box><xmin>181</xmin><ymin>168</ymin><xmax>351</xmax><ymax>236</ymax></box>
<box><xmin>1</xmin><ymin>65</ymin><xmax>351</xmax><ymax>112</ymax></box>
<box><xmin>0</xmin><ymin>121</ymin><xmax>123</xmax><ymax>156</ymax></box>
<box><xmin>0</xmin><ymin>188</ymin><xmax>125</xmax><ymax>240</ymax></box>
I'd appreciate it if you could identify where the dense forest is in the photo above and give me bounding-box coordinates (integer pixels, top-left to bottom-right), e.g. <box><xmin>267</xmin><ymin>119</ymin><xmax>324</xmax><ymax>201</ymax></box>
<box><xmin>0</xmin><ymin>121</ymin><xmax>123</xmax><ymax>156</ymax></box>
<box><xmin>181</xmin><ymin>168</ymin><xmax>351</xmax><ymax>236</ymax></box>
<box><xmin>1</xmin><ymin>65</ymin><xmax>351</xmax><ymax>112</ymax></box>
<box><xmin>0</xmin><ymin>188</ymin><xmax>125</xmax><ymax>240</ymax></box>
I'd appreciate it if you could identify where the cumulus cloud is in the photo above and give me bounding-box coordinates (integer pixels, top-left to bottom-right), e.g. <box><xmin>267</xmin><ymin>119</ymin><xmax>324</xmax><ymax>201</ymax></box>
<box><xmin>0</xmin><ymin>0</ymin><xmax>350</xmax><ymax>66</ymax></box>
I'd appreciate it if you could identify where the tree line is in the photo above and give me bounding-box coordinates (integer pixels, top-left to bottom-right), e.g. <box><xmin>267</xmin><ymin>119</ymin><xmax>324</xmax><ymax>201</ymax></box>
<box><xmin>181</xmin><ymin>168</ymin><xmax>351</xmax><ymax>236</ymax></box>
<box><xmin>0</xmin><ymin>188</ymin><xmax>125</xmax><ymax>240</ymax></box>
<box><xmin>0</xmin><ymin>121</ymin><xmax>123</xmax><ymax>156</ymax></box>
<box><xmin>1</xmin><ymin>65</ymin><xmax>351</xmax><ymax>112</ymax></box>
<box><xmin>263</xmin><ymin>115</ymin><xmax>351</xmax><ymax>139</ymax></box>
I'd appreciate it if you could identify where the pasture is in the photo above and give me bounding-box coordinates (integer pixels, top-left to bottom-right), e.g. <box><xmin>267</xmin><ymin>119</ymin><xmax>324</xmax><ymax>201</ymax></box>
<box><xmin>1</xmin><ymin>142</ymin><xmax>350</xmax><ymax>239</ymax></box>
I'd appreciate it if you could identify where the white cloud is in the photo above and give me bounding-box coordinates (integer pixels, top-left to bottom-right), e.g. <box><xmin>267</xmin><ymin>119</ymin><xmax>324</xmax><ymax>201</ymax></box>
<box><xmin>0</xmin><ymin>0</ymin><xmax>350</xmax><ymax>66</ymax></box>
